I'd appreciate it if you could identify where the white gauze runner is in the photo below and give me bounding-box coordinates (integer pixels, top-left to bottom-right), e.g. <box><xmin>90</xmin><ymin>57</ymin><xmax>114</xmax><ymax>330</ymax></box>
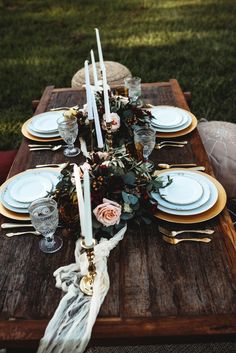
<box><xmin>37</xmin><ymin>224</ymin><xmax>127</xmax><ymax>353</ymax></box>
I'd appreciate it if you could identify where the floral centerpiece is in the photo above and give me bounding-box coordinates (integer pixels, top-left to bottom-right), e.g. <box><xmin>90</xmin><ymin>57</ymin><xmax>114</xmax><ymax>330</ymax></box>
<box><xmin>52</xmin><ymin>91</ymin><xmax>171</xmax><ymax>238</ymax></box>
<box><xmin>53</xmin><ymin>146</ymin><xmax>171</xmax><ymax>238</ymax></box>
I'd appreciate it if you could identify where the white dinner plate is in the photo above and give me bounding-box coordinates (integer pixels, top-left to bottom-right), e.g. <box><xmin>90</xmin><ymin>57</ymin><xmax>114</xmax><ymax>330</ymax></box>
<box><xmin>150</xmin><ymin>106</ymin><xmax>193</xmax><ymax>132</ymax></box>
<box><xmin>27</xmin><ymin>123</ymin><xmax>60</xmax><ymax>138</ymax></box>
<box><xmin>0</xmin><ymin>170</ymin><xmax>60</xmax><ymax>214</ymax></box>
<box><xmin>151</xmin><ymin>172</ymin><xmax>210</xmax><ymax>210</ymax></box>
<box><xmin>150</xmin><ymin>107</ymin><xmax>183</xmax><ymax>128</ymax></box>
<box><xmin>151</xmin><ymin>112</ymin><xmax>191</xmax><ymax>132</ymax></box>
<box><xmin>155</xmin><ymin>171</ymin><xmax>218</xmax><ymax>216</ymax></box>
<box><xmin>159</xmin><ymin>174</ymin><xmax>203</xmax><ymax>205</ymax></box>
<box><xmin>9</xmin><ymin>174</ymin><xmax>53</xmax><ymax>203</ymax></box>
<box><xmin>30</xmin><ymin>111</ymin><xmax>65</xmax><ymax>133</ymax></box>
<box><xmin>1</xmin><ymin>171</ymin><xmax>59</xmax><ymax>210</ymax></box>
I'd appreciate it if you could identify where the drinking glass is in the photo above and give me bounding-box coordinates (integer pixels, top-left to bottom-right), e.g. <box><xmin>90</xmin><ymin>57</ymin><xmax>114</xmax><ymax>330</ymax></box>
<box><xmin>57</xmin><ymin>115</ymin><xmax>80</xmax><ymax>157</ymax></box>
<box><xmin>28</xmin><ymin>198</ymin><xmax>63</xmax><ymax>253</ymax></box>
<box><xmin>124</xmin><ymin>76</ymin><xmax>142</xmax><ymax>107</ymax></box>
<box><xmin>134</xmin><ymin>126</ymin><xmax>156</xmax><ymax>170</ymax></box>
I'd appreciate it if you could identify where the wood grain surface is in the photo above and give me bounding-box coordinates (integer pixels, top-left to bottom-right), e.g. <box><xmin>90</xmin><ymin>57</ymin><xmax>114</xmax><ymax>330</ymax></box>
<box><xmin>0</xmin><ymin>79</ymin><xmax>235</xmax><ymax>349</ymax></box>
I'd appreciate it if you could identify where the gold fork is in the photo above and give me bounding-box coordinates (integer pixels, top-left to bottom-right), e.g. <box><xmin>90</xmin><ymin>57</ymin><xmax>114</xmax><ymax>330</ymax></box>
<box><xmin>162</xmin><ymin>235</ymin><xmax>211</xmax><ymax>244</ymax></box>
<box><xmin>155</xmin><ymin>143</ymin><xmax>185</xmax><ymax>150</ymax></box>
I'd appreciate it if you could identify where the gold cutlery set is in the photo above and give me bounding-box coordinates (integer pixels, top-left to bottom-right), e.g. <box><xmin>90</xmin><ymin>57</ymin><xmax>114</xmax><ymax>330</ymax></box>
<box><xmin>29</xmin><ymin>144</ymin><xmax>64</xmax><ymax>151</ymax></box>
<box><xmin>159</xmin><ymin>226</ymin><xmax>215</xmax><ymax>245</ymax></box>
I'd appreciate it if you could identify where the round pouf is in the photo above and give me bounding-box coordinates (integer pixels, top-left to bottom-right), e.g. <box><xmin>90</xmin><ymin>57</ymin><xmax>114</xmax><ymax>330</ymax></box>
<box><xmin>198</xmin><ymin>120</ymin><xmax>236</xmax><ymax>198</ymax></box>
<box><xmin>71</xmin><ymin>61</ymin><xmax>132</xmax><ymax>88</ymax></box>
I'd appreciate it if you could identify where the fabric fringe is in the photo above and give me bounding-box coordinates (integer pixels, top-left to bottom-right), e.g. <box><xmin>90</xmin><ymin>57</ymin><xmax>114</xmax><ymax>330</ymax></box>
<box><xmin>37</xmin><ymin>224</ymin><xmax>127</xmax><ymax>353</ymax></box>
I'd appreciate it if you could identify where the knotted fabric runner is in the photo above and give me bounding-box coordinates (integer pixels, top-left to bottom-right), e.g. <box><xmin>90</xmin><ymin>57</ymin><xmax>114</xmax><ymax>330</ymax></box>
<box><xmin>37</xmin><ymin>224</ymin><xmax>127</xmax><ymax>353</ymax></box>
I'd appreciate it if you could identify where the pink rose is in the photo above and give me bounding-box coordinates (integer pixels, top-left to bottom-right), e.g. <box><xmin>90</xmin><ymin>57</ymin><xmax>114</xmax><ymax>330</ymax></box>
<box><xmin>102</xmin><ymin>113</ymin><xmax>121</xmax><ymax>132</ymax></box>
<box><xmin>93</xmin><ymin>198</ymin><xmax>122</xmax><ymax>227</ymax></box>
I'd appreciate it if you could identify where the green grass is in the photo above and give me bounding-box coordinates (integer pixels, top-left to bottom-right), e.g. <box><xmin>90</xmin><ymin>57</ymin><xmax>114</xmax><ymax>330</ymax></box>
<box><xmin>0</xmin><ymin>0</ymin><xmax>236</xmax><ymax>149</ymax></box>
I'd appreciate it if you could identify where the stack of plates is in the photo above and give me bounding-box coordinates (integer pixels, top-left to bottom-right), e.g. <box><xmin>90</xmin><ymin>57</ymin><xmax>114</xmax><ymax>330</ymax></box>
<box><xmin>152</xmin><ymin>169</ymin><xmax>227</xmax><ymax>223</ymax></box>
<box><xmin>0</xmin><ymin>168</ymin><xmax>60</xmax><ymax>220</ymax></box>
<box><xmin>21</xmin><ymin>111</ymin><xmax>64</xmax><ymax>142</ymax></box>
<box><xmin>149</xmin><ymin>106</ymin><xmax>198</xmax><ymax>138</ymax></box>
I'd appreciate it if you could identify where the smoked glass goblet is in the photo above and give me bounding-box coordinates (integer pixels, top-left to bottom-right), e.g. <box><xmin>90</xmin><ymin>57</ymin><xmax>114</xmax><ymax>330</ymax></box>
<box><xmin>28</xmin><ymin>198</ymin><xmax>63</xmax><ymax>254</ymax></box>
<box><xmin>57</xmin><ymin>115</ymin><xmax>80</xmax><ymax>157</ymax></box>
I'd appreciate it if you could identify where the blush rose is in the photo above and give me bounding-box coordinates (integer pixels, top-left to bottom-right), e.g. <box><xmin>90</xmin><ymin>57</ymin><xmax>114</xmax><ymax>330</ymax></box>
<box><xmin>93</xmin><ymin>198</ymin><xmax>122</xmax><ymax>227</ymax></box>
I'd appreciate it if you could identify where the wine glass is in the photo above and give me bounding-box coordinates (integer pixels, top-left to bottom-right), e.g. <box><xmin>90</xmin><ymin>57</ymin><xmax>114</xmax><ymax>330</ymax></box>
<box><xmin>134</xmin><ymin>126</ymin><xmax>156</xmax><ymax>170</ymax></box>
<box><xmin>124</xmin><ymin>76</ymin><xmax>142</xmax><ymax>107</ymax></box>
<box><xmin>28</xmin><ymin>198</ymin><xmax>63</xmax><ymax>253</ymax></box>
<box><xmin>57</xmin><ymin>115</ymin><xmax>80</xmax><ymax>157</ymax></box>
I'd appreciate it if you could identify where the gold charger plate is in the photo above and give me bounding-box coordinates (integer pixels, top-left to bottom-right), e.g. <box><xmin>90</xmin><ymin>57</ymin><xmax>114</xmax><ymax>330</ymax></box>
<box><xmin>0</xmin><ymin>203</ymin><xmax>30</xmax><ymax>221</ymax></box>
<box><xmin>0</xmin><ymin>168</ymin><xmax>59</xmax><ymax>221</ymax></box>
<box><xmin>21</xmin><ymin>118</ymin><xmax>62</xmax><ymax>142</ymax></box>
<box><xmin>150</xmin><ymin>106</ymin><xmax>197</xmax><ymax>138</ymax></box>
<box><xmin>155</xmin><ymin>169</ymin><xmax>227</xmax><ymax>224</ymax></box>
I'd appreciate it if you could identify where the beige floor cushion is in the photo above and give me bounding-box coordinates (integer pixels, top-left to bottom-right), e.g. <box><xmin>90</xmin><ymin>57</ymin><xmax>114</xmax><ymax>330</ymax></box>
<box><xmin>71</xmin><ymin>61</ymin><xmax>132</xmax><ymax>88</ymax></box>
<box><xmin>198</xmin><ymin>120</ymin><xmax>236</xmax><ymax>199</ymax></box>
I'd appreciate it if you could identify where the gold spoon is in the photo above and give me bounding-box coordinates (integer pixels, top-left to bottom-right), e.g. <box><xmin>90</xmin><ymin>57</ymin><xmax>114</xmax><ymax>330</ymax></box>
<box><xmin>29</xmin><ymin>145</ymin><xmax>62</xmax><ymax>151</ymax></box>
<box><xmin>6</xmin><ymin>231</ymin><xmax>40</xmax><ymax>237</ymax></box>
<box><xmin>163</xmin><ymin>235</ymin><xmax>211</xmax><ymax>244</ymax></box>
<box><xmin>158</xmin><ymin>163</ymin><xmax>197</xmax><ymax>169</ymax></box>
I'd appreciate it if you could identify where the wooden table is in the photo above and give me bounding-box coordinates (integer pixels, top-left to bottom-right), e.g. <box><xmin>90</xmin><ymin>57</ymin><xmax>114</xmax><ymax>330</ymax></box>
<box><xmin>0</xmin><ymin>79</ymin><xmax>236</xmax><ymax>350</ymax></box>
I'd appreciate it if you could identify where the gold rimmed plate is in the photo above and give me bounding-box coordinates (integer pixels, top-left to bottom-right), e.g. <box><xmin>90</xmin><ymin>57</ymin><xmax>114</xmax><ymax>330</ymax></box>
<box><xmin>156</xmin><ymin>114</ymin><xmax>197</xmax><ymax>138</ymax></box>
<box><xmin>21</xmin><ymin>118</ymin><xmax>62</xmax><ymax>142</ymax></box>
<box><xmin>0</xmin><ymin>168</ymin><xmax>60</xmax><ymax>221</ymax></box>
<box><xmin>149</xmin><ymin>106</ymin><xmax>198</xmax><ymax>138</ymax></box>
<box><xmin>155</xmin><ymin>169</ymin><xmax>227</xmax><ymax>223</ymax></box>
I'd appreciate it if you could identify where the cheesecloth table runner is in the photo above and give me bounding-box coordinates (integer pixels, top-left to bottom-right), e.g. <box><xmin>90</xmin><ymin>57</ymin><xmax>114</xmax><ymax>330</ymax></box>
<box><xmin>37</xmin><ymin>224</ymin><xmax>127</xmax><ymax>353</ymax></box>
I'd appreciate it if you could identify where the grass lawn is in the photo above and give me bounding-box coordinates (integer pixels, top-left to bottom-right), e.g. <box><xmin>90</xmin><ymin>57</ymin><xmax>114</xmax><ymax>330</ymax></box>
<box><xmin>0</xmin><ymin>0</ymin><xmax>236</xmax><ymax>150</ymax></box>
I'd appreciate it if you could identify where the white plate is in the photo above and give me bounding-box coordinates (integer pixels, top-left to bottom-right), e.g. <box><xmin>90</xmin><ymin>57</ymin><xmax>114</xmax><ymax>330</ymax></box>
<box><xmin>151</xmin><ymin>112</ymin><xmax>191</xmax><ymax>132</ymax></box>
<box><xmin>150</xmin><ymin>107</ymin><xmax>183</xmax><ymax>128</ymax></box>
<box><xmin>0</xmin><ymin>168</ymin><xmax>61</xmax><ymax>218</ymax></box>
<box><xmin>150</xmin><ymin>106</ymin><xmax>192</xmax><ymax>132</ymax></box>
<box><xmin>1</xmin><ymin>171</ymin><xmax>59</xmax><ymax>210</ymax></box>
<box><xmin>30</xmin><ymin>111</ymin><xmax>65</xmax><ymax>133</ymax></box>
<box><xmin>159</xmin><ymin>174</ymin><xmax>203</xmax><ymax>205</ymax></box>
<box><xmin>156</xmin><ymin>171</ymin><xmax>218</xmax><ymax>216</ymax></box>
<box><xmin>27</xmin><ymin>123</ymin><xmax>60</xmax><ymax>138</ymax></box>
<box><xmin>9</xmin><ymin>175</ymin><xmax>53</xmax><ymax>203</ymax></box>
<box><xmin>151</xmin><ymin>172</ymin><xmax>210</xmax><ymax>210</ymax></box>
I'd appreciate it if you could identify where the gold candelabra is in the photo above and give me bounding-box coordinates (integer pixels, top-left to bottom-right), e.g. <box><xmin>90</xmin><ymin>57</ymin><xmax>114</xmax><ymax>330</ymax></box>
<box><xmin>79</xmin><ymin>238</ymin><xmax>97</xmax><ymax>296</ymax></box>
<box><xmin>105</xmin><ymin>121</ymin><xmax>113</xmax><ymax>153</ymax></box>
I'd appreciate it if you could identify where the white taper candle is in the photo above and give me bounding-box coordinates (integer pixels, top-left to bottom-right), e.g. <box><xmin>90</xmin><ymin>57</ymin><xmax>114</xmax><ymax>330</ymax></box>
<box><xmin>83</xmin><ymin>169</ymin><xmax>93</xmax><ymax>246</ymax></box>
<box><xmin>95</xmin><ymin>28</ymin><xmax>105</xmax><ymax>73</ymax></box>
<box><xmin>73</xmin><ymin>164</ymin><xmax>85</xmax><ymax>236</ymax></box>
<box><xmin>91</xmin><ymin>88</ymin><xmax>104</xmax><ymax>148</ymax></box>
<box><xmin>84</xmin><ymin>60</ymin><xmax>93</xmax><ymax>120</ymax></box>
<box><xmin>90</xmin><ymin>49</ymin><xmax>98</xmax><ymax>87</ymax></box>
<box><xmin>102</xmin><ymin>69</ymin><xmax>111</xmax><ymax>123</ymax></box>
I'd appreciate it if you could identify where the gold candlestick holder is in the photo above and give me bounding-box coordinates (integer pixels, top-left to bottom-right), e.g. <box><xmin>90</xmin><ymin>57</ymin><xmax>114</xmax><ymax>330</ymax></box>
<box><xmin>105</xmin><ymin>121</ymin><xmax>113</xmax><ymax>153</ymax></box>
<box><xmin>79</xmin><ymin>238</ymin><xmax>97</xmax><ymax>296</ymax></box>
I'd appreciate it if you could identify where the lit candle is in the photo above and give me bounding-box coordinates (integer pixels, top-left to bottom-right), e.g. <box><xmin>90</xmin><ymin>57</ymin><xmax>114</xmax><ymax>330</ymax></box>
<box><xmin>73</xmin><ymin>164</ymin><xmax>85</xmax><ymax>236</ymax></box>
<box><xmin>83</xmin><ymin>169</ymin><xmax>93</xmax><ymax>246</ymax></box>
<box><xmin>91</xmin><ymin>88</ymin><xmax>104</xmax><ymax>148</ymax></box>
<box><xmin>90</xmin><ymin>49</ymin><xmax>98</xmax><ymax>87</ymax></box>
<box><xmin>95</xmin><ymin>28</ymin><xmax>105</xmax><ymax>73</ymax></box>
<box><xmin>84</xmin><ymin>60</ymin><xmax>93</xmax><ymax>120</ymax></box>
<box><xmin>103</xmin><ymin>69</ymin><xmax>111</xmax><ymax>123</ymax></box>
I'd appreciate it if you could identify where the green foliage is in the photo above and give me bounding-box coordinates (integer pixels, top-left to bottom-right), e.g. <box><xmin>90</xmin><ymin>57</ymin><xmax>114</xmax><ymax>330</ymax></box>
<box><xmin>1</xmin><ymin>0</ymin><xmax>236</xmax><ymax>149</ymax></box>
